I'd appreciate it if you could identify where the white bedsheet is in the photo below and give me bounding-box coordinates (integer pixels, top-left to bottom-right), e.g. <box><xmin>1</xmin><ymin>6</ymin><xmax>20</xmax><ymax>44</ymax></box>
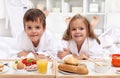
<box><xmin>0</xmin><ymin>37</ymin><xmax>16</xmax><ymax>59</ymax></box>
<box><xmin>99</xmin><ymin>27</ymin><xmax>120</xmax><ymax>55</ymax></box>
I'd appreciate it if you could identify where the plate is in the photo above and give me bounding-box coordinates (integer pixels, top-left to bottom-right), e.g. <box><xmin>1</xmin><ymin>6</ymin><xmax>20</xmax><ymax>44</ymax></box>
<box><xmin>48</xmin><ymin>62</ymin><xmax>52</xmax><ymax>69</ymax></box>
<box><xmin>116</xmin><ymin>70</ymin><xmax>120</xmax><ymax>74</ymax></box>
<box><xmin>0</xmin><ymin>66</ymin><xmax>9</xmax><ymax>74</ymax></box>
<box><xmin>59</xmin><ymin>70</ymin><xmax>76</xmax><ymax>75</ymax></box>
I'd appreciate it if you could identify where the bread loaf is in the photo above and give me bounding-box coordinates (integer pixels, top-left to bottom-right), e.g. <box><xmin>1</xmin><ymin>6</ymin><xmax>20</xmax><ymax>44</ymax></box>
<box><xmin>64</xmin><ymin>55</ymin><xmax>79</xmax><ymax>66</ymax></box>
<box><xmin>58</xmin><ymin>64</ymin><xmax>88</xmax><ymax>74</ymax></box>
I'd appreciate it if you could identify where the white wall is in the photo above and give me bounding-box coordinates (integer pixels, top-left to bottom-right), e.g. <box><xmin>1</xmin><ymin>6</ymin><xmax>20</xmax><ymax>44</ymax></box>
<box><xmin>0</xmin><ymin>19</ymin><xmax>11</xmax><ymax>37</ymax></box>
<box><xmin>105</xmin><ymin>0</ymin><xmax>120</xmax><ymax>30</ymax></box>
<box><xmin>1</xmin><ymin>0</ymin><xmax>120</xmax><ymax>37</ymax></box>
<box><xmin>106</xmin><ymin>13</ymin><xmax>120</xmax><ymax>30</ymax></box>
<box><xmin>46</xmin><ymin>13</ymin><xmax>75</xmax><ymax>40</ymax></box>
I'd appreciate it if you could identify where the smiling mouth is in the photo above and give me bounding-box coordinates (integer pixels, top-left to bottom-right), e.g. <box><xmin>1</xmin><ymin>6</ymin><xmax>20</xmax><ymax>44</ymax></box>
<box><xmin>74</xmin><ymin>35</ymin><xmax>82</xmax><ymax>37</ymax></box>
<box><xmin>30</xmin><ymin>35</ymin><xmax>38</xmax><ymax>37</ymax></box>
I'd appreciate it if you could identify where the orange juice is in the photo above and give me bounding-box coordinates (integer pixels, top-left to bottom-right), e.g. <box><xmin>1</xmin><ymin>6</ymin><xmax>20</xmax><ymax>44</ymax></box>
<box><xmin>37</xmin><ymin>60</ymin><xmax>48</xmax><ymax>74</ymax></box>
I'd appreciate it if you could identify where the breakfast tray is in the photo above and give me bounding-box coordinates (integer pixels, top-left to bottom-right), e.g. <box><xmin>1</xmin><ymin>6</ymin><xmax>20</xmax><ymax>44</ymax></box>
<box><xmin>0</xmin><ymin>59</ymin><xmax>56</xmax><ymax>78</ymax></box>
<box><xmin>56</xmin><ymin>60</ymin><xmax>120</xmax><ymax>78</ymax></box>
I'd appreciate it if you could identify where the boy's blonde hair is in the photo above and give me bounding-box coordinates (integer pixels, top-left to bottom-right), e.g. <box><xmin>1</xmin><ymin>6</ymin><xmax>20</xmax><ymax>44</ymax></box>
<box><xmin>62</xmin><ymin>14</ymin><xmax>100</xmax><ymax>44</ymax></box>
<box><xmin>23</xmin><ymin>8</ymin><xmax>46</xmax><ymax>29</ymax></box>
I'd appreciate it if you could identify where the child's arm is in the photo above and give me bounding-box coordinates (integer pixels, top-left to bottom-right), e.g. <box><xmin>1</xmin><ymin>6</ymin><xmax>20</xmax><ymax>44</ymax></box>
<box><xmin>37</xmin><ymin>54</ymin><xmax>49</xmax><ymax>59</ymax></box>
<box><xmin>32</xmin><ymin>52</ymin><xmax>51</xmax><ymax>60</ymax></box>
<box><xmin>17</xmin><ymin>50</ymin><xmax>30</xmax><ymax>58</ymax></box>
<box><xmin>57</xmin><ymin>48</ymin><xmax>70</xmax><ymax>59</ymax></box>
<box><xmin>72</xmin><ymin>54</ymin><xmax>89</xmax><ymax>60</ymax></box>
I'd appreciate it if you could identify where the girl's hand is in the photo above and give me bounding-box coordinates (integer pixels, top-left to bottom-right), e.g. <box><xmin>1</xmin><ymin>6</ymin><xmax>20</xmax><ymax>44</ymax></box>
<box><xmin>57</xmin><ymin>48</ymin><xmax>70</xmax><ymax>59</ymax></box>
<box><xmin>17</xmin><ymin>50</ymin><xmax>30</xmax><ymax>57</ymax></box>
<box><xmin>72</xmin><ymin>54</ymin><xmax>89</xmax><ymax>60</ymax></box>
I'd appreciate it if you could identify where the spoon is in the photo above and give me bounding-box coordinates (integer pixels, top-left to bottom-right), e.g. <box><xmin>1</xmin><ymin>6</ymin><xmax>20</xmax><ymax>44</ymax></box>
<box><xmin>4</xmin><ymin>63</ymin><xmax>10</xmax><ymax>67</ymax></box>
<box><xmin>83</xmin><ymin>55</ymin><xmax>102</xmax><ymax>66</ymax></box>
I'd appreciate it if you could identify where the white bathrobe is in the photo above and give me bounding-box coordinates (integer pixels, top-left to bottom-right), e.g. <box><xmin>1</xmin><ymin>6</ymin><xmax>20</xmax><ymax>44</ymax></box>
<box><xmin>11</xmin><ymin>30</ymin><xmax>58</xmax><ymax>59</ymax></box>
<box><xmin>63</xmin><ymin>38</ymin><xmax>103</xmax><ymax>59</ymax></box>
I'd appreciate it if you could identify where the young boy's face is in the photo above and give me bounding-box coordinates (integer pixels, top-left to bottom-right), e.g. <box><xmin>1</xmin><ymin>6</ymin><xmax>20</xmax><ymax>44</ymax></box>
<box><xmin>24</xmin><ymin>20</ymin><xmax>45</xmax><ymax>45</ymax></box>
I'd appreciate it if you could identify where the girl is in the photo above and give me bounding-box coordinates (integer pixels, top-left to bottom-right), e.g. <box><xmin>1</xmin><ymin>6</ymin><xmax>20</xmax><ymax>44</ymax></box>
<box><xmin>12</xmin><ymin>9</ymin><xmax>58</xmax><ymax>59</ymax></box>
<box><xmin>57</xmin><ymin>14</ymin><xmax>103</xmax><ymax>60</ymax></box>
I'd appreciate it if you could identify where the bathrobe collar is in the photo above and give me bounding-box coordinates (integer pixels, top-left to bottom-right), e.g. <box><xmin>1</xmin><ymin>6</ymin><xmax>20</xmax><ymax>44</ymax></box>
<box><xmin>68</xmin><ymin>38</ymin><xmax>89</xmax><ymax>56</ymax></box>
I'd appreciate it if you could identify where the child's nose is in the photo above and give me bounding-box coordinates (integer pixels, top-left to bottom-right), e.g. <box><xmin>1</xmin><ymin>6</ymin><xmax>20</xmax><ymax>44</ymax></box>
<box><xmin>32</xmin><ymin>28</ymin><xmax>36</xmax><ymax>33</ymax></box>
<box><xmin>76</xmin><ymin>29</ymin><xmax>79</xmax><ymax>32</ymax></box>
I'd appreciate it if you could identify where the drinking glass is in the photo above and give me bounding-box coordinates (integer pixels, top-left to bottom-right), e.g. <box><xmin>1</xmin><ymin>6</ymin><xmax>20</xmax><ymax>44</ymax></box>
<box><xmin>37</xmin><ymin>59</ymin><xmax>48</xmax><ymax>74</ymax></box>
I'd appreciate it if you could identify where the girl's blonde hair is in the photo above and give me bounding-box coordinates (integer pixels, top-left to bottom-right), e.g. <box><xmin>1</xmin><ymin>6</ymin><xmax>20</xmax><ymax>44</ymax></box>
<box><xmin>62</xmin><ymin>14</ymin><xmax>100</xmax><ymax>44</ymax></box>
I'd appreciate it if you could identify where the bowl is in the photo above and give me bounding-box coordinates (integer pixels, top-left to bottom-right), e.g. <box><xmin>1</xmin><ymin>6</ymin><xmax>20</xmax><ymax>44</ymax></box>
<box><xmin>94</xmin><ymin>62</ymin><xmax>109</xmax><ymax>73</ymax></box>
<box><xmin>112</xmin><ymin>54</ymin><xmax>120</xmax><ymax>67</ymax></box>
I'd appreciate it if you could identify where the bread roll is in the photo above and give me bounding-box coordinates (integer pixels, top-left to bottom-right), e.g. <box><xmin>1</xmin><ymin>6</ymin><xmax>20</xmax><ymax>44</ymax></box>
<box><xmin>0</xmin><ymin>64</ymin><xmax>4</xmax><ymax>68</ymax></box>
<box><xmin>0</xmin><ymin>67</ymin><xmax>3</xmax><ymax>72</ymax></box>
<box><xmin>17</xmin><ymin>62</ymin><xmax>24</xmax><ymax>70</ymax></box>
<box><xmin>0</xmin><ymin>64</ymin><xmax>4</xmax><ymax>72</ymax></box>
<box><xmin>58</xmin><ymin>64</ymin><xmax>88</xmax><ymax>74</ymax></box>
<box><xmin>64</xmin><ymin>55</ymin><xmax>79</xmax><ymax>66</ymax></box>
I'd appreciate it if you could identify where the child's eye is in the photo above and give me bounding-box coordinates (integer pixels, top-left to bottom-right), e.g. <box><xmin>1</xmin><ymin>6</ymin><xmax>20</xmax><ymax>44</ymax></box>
<box><xmin>79</xmin><ymin>27</ymin><xmax>84</xmax><ymax>30</ymax></box>
<box><xmin>36</xmin><ymin>26</ymin><xmax>40</xmax><ymax>29</ymax></box>
<box><xmin>27</xmin><ymin>26</ymin><xmax>32</xmax><ymax>30</ymax></box>
<box><xmin>71</xmin><ymin>28</ymin><xmax>76</xmax><ymax>31</ymax></box>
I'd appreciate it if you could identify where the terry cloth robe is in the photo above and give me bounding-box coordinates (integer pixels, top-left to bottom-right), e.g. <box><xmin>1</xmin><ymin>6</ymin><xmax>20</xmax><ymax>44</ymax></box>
<box><xmin>10</xmin><ymin>30</ymin><xmax>58</xmax><ymax>59</ymax></box>
<box><xmin>64</xmin><ymin>38</ymin><xmax>103</xmax><ymax>59</ymax></box>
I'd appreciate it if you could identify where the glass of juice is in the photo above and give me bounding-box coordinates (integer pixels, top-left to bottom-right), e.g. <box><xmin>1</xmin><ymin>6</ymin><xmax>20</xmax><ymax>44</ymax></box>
<box><xmin>37</xmin><ymin>59</ymin><xmax>48</xmax><ymax>74</ymax></box>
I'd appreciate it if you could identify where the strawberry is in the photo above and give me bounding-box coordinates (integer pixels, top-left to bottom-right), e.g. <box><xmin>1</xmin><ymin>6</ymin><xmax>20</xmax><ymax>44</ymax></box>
<box><xmin>32</xmin><ymin>60</ymin><xmax>36</xmax><ymax>64</ymax></box>
<box><xmin>22</xmin><ymin>58</ymin><xmax>36</xmax><ymax>66</ymax></box>
<box><xmin>22</xmin><ymin>58</ymin><xmax>27</xmax><ymax>65</ymax></box>
<box><xmin>26</xmin><ymin>63</ymin><xmax>32</xmax><ymax>66</ymax></box>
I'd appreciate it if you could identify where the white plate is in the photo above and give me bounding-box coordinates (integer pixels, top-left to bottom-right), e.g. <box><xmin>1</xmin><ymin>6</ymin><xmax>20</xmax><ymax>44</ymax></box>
<box><xmin>59</xmin><ymin>70</ymin><xmax>76</xmax><ymax>75</ymax></box>
<box><xmin>0</xmin><ymin>66</ymin><xmax>9</xmax><ymax>74</ymax></box>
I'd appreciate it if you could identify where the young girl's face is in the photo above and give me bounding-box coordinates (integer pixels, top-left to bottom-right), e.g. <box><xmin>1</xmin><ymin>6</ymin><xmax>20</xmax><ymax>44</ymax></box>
<box><xmin>70</xmin><ymin>19</ymin><xmax>87</xmax><ymax>43</ymax></box>
<box><xmin>24</xmin><ymin>20</ymin><xmax>45</xmax><ymax>44</ymax></box>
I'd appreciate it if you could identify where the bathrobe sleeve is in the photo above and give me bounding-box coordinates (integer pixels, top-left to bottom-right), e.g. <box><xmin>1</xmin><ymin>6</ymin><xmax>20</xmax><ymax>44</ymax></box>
<box><xmin>9</xmin><ymin>31</ymin><xmax>35</xmax><ymax>58</ymax></box>
<box><xmin>37</xmin><ymin>30</ymin><xmax>59</xmax><ymax>59</ymax></box>
<box><xmin>88</xmin><ymin>38</ymin><xmax>103</xmax><ymax>59</ymax></box>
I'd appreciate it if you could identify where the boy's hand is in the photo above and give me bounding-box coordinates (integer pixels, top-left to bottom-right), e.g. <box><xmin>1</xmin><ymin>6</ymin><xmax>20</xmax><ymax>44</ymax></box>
<box><xmin>18</xmin><ymin>51</ymin><xmax>30</xmax><ymax>58</ymax></box>
<box><xmin>35</xmin><ymin>54</ymin><xmax>48</xmax><ymax>59</ymax></box>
